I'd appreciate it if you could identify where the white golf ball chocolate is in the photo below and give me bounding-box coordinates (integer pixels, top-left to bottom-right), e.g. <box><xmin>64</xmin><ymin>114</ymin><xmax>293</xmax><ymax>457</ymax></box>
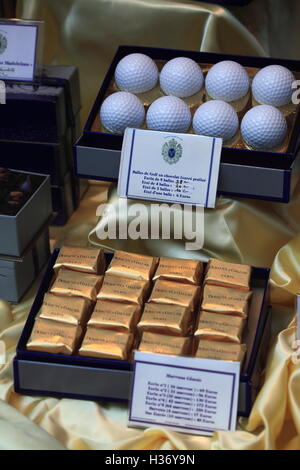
<box><xmin>193</xmin><ymin>100</ymin><xmax>239</xmax><ymax>141</ymax></box>
<box><xmin>146</xmin><ymin>96</ymin><xmax>192</xmax><ymax>133</ymax></box>
<box><xmin>241</xmin><ymin>105</ymin><xmax>287</xmax><ymax>149</ymax></box>
<box><xmin>115</xmin><ymin>53</ymin><xmax>159</xmax><ymax>94</ymax></box>
<box><xmin>252</xmin><ymin>64</ymin><xmax>295</xmax><ymax>107</ymax></box>
<box><xmin>100</xmin><ymin>91</ymin><xmax>145</xmax><ymax>134</ymax></box>
<box><xmin>160</xmin><ymin>57</ymin><xmax>204</xmax><ymax>98</ymax></box>
<box><xmin>205</xmin><ymin>60</ymin><xmax>250</xmax><ymax>102</ymax></box>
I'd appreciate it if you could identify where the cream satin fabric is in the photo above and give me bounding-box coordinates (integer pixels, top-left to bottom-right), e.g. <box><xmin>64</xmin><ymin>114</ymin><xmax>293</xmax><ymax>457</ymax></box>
<box><xmin>0</xmin><ymin>0</ymin><xmax>298</xmax><ymax>450</ymax></box>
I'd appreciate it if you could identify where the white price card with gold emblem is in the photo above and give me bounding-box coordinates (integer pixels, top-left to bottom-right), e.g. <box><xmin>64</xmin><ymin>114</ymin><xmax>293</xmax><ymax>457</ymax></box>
<box><xmin>118</xmin><ymin>128</ymin><xmax>222</xmax><ymax>208</ymax></box>
<box><xmin>0</xmin><ymin>19</ymin><xmax>44</xmax><ymax>81</ymax></box>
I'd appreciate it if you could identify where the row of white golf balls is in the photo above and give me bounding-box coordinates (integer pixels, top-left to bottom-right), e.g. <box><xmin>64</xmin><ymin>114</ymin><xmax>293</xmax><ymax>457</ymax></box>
<box><xmin>100</xmin><ymin>92</ymin><xmax>288</xmax><ymax>150</ymax></box>
<box><xmin>113</xmin><ymin>53</ymin><xmax>295</xmax><ymax>107</ymax></box>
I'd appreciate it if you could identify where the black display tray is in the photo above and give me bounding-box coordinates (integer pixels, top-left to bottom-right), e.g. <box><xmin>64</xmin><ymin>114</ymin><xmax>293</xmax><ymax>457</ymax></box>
<box><xmin>14</xmin><ymin>250</ymin><xmax>270</xmax><ymax>417</ymax></box>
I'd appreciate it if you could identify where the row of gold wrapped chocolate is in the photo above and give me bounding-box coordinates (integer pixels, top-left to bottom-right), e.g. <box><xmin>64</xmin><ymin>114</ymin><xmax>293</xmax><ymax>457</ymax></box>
<box><xmin>199</xmin><ymin>259</ymin><xmax>252</xmax><ymax>341</ymax></box>
<box><xmin>27</xmin><ymin>319</ymin><xmax>246</xmax><ymax>362</ymax></box>
<box><xmin>193</xmin><ymin>258</ymin><xmax>251</xmax><ymax>360</ymax></box>
<box><xmin>106</xmin><ymin>250</ymin><xmax>203</xmax><ymax>285</ymax></box>
<box><xmin>136</xmin><ymin>304</ymin><xmax>245</xmax><ymax>343</ymax></box>
<box><xmin>79</xmin><ymin>328</ymin><xmax>247</xmax><ymax>361</ymax></box>
<box><xmin>53</xmin><ymin>247</ymin><xmax>204</xmax><ymax>284</ymax></box>
<box><xmin>139</xmin><ymin>333</ymin><xmax>246</xmax><ymax>363</ymax></box>
<box><xmin>51</xmin><ymin>248</ymin><xmax>251</xmax><ymax>294</ymax></box>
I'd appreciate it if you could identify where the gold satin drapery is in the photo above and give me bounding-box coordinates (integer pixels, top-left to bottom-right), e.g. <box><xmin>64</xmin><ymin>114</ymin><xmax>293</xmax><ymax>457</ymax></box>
<box><xmin>0</xmin><ymin>0</ymin><xmax>299</xmax><ymax>450</ymax></box>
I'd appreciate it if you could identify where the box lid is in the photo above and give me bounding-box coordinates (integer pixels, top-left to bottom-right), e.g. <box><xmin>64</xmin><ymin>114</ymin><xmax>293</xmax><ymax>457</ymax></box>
<box><xmin>0</xmin><ymin>65</ymin><xmax>81</xmax><ymax>143</ymax></box>
<box><xmin>0</xmin><ymin>215</ymin><xmax>52</xmax><ymax>261</ymax></box>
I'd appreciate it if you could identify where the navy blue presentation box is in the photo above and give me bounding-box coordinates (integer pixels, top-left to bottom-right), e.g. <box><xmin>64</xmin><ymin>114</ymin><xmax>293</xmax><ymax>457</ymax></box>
<box><xmin>14</xmin><ymin>250</ymin><xmax>270</xmax><ymax>417</ymax></box>
<box><xmin>0</xmin><ymin>118</ymin><xmax>80</xmax><ymax>187</ymax></box>
<box><xmin>75</xmin><ymin>45</ymin><xmax>300</xmax><ymax>203</ymax></box>
<box><xmin>0</xmin><ymin>65</ymin><xmax>81</xmax><ymax>144</ymax></box>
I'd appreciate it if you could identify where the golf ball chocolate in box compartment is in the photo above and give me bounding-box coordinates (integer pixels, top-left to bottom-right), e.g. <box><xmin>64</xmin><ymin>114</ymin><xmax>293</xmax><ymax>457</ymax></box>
<box><xmin>0</xmin><ymin>169</ymin><xmax>51</xmax><ymax>257</ymax></box>
<box><xmin>14</xmin><ymin>249</ymin><xmax>270</xmax><ymax>417</ymax></box>
<box><xmin>75</xmin><ymin>45</ymin><xmax>300</xmax><ymax>202</ymax></box>
<box><xmin>94</xmin><ymin>61</ymin><xmax>296</xmax><ymax>151</ymax></box>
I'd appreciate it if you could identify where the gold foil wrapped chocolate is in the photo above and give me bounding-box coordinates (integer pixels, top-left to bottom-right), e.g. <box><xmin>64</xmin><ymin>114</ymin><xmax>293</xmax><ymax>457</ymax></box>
<box><xmin>79</xmin><ymin>327</ymin><xmax>133</xmax><ymax>360</ymax></box>
<box><xmin>88</xmin><ymin>301</ymin><xmax>141</xmax><ymax>332</ymax></box>
<box><xmin>106</xmin><ymin>250</ymin><xmax>158</xmax><ymax>281</ymax></box>
<box><xmin>153</xmin><ymin>257</ymin><xmax>203</xmax><ymax>285</ymax></box>
<box><xmin>54</xmin><ymin>245</ymin><xmax>105</xmax><ymax>275</ymax></box>
<box><xmin>138</xmin><ymin>303</ymin><xmax>195</xmax><ymax>336</ymax></box>
<box><xmin>201</xmin><ymin>285</ymin><xmax>251</xmax><ymax>317</ymax></box>
<box><xmin>138</xmin><ymin>331</ymin><xmax>191</xmax><ymax>356</ymax></box>
<box><xmin>27</xmin><ymin>318</ymin><xmax>82</xmax><ymax>355</ymax></box>
<box><xmin>205</xmin><ymin>258</ymin><xmax>251</xmax><ymax>291</ymax></box>
<box><xmin>97</xmin><ymin>274</ymin><xmax>150</xmax><ymax>305</ymax></box>
<box><xmin>149</xmin><ymin>279</ymin><xmax>200</xmax><ymax>309</ymax></box>
<box><xmin>50</xmin><ymin>270</ymin><xmax>103</xmax><ymax>301</ymax></box>
<box><xmin>195</xmin><ymin>339</ymin><xmax>246</xmax><ymax>363</ymax></box>
<box><xmin>195</xmin><ymin>310</ymin><xmax>245</xmax><ymax>343</ymax></box>
<box><xmin>38</xmin><ymin>293</ymin><xmax>91</xmax><ymax>325</ymax></box>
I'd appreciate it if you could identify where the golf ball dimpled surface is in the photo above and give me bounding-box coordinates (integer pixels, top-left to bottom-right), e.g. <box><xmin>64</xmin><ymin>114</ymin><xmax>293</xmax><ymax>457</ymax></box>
<box><xmin>205</xmin><ymin>60</ymin><xmax>250</xmax><ymax>102</ymax></box>
<box><xmin>252</xmin><ymin>64</ymin><xmax>295</xmax><ymax>107</ymax></box>
<box><xmin>160</xmin><ymin>57</ymin><xmax>204</xmax><ymax>98</ymax></box>
<box><xmin>100</xmin><ymin>91</ymin><xmax>145</xmax><ymax>134</ymax></box>
<box><xmin>115</xmin><ymin>53</ymin><xmax>159</xmax><ymax>94</ymax></box>
<box><xmin>241</xmin><ymin>105</ymin><xmax>287</xmax><ymax>149</ymax></box>
<box><xmin>193</xmin><ymin>100</ymin><xmax>239</xmax><ymax>141</ymax></box>
<box><xmin>146</xmin><ymin>96</ymin><xmax>191</xmax><ymax>133</ymax></box>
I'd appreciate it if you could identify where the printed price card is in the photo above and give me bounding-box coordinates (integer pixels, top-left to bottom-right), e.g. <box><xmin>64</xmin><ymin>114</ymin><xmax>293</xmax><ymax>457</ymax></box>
<box><xmin>129</xmin><ymin>351</ymin><xmax>240</xmax><ymax>436</ymax></box>
<box><xmin>0</xmin><ymin>19</ymin><xmax>44</xmax><ymax>81</ymax></box>
<box><xmin>118</xmin><ymin>128</ymin><xmax>222</xmax><ymax>209</ymax></box>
